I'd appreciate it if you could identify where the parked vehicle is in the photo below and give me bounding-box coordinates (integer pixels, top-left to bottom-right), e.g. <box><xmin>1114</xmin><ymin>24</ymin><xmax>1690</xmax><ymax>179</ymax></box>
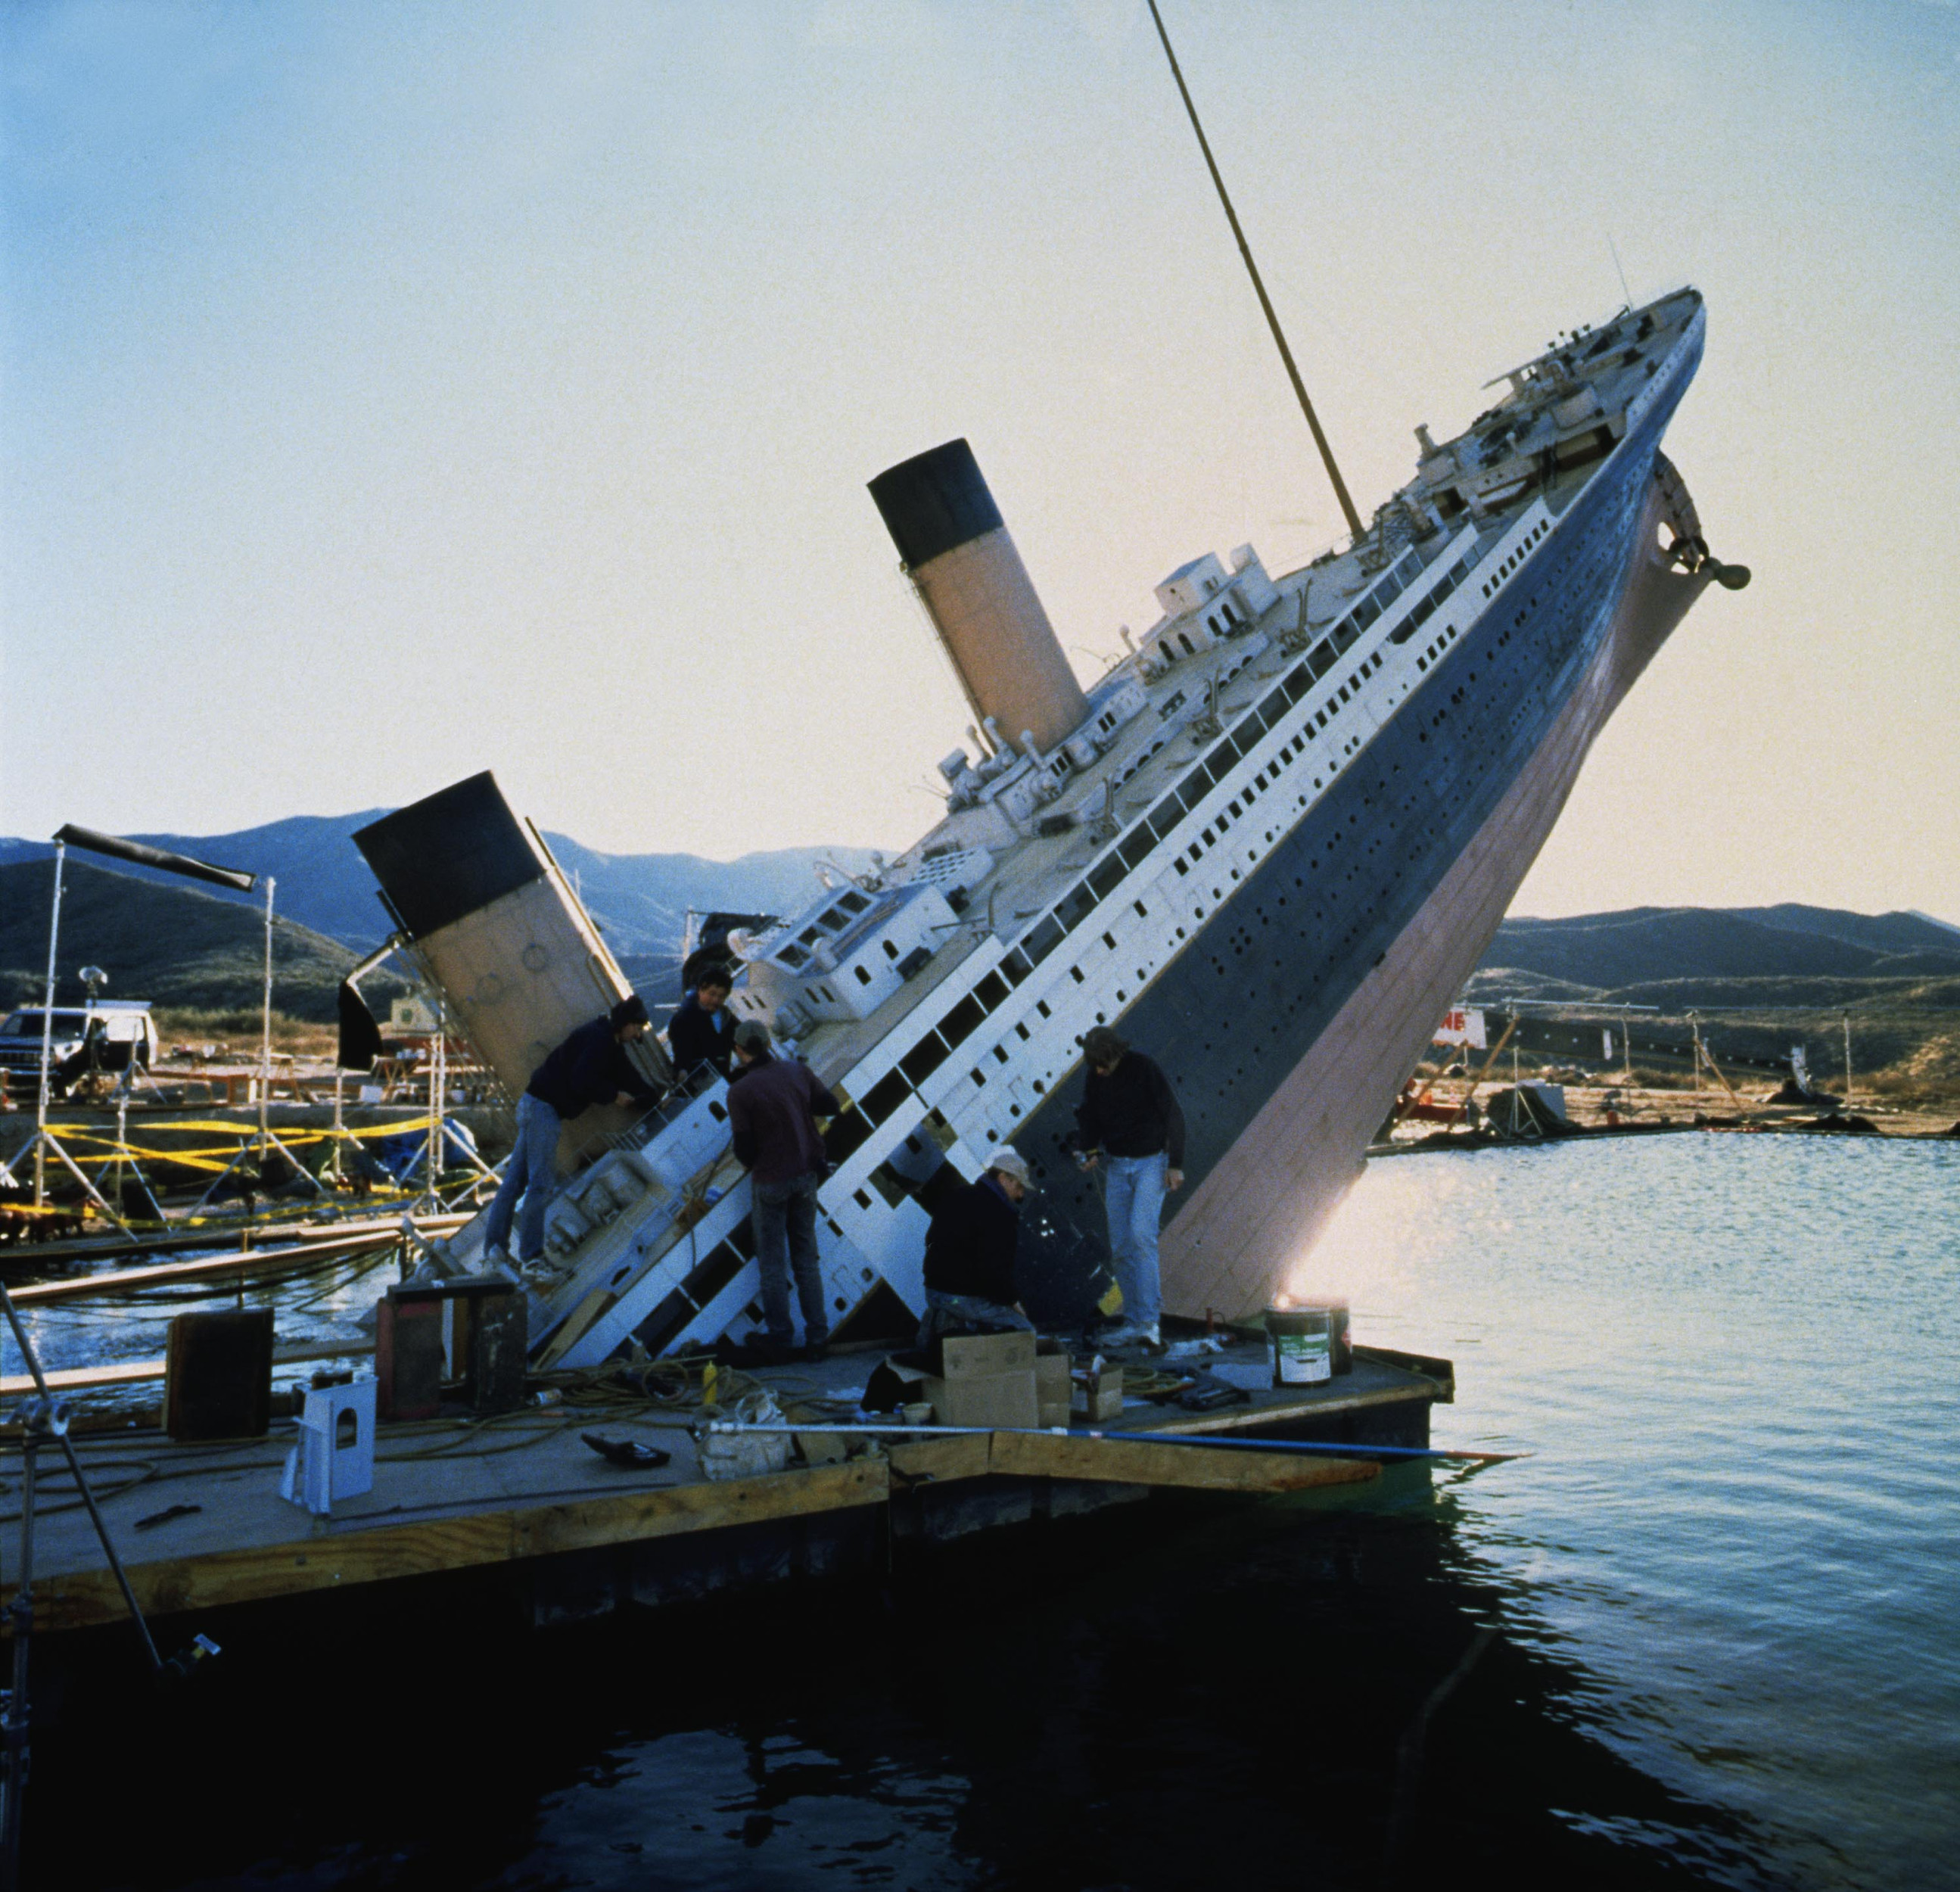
<box><xmin>0</xmin><ymin>1002</ymin><xmax>159</xmax><ymax>1100</ymax></box>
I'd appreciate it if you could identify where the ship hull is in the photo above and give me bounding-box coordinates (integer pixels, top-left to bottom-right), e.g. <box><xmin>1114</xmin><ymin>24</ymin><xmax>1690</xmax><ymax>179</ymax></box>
<box><xmin>1013</xmin><ymin>367</ymin><xmax>1710</xmax><ymax>1321</ymax></box>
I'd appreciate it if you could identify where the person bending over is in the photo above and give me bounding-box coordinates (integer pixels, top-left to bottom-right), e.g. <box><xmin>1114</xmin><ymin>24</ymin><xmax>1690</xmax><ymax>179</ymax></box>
<box><xmin>916</xmin><ymin>1149</ymin><xmax>1035</xmax><ymax>1346</ymax></box>
<box><xmin>484</xmin><ymin>995</ymin><xmax>660</xmax><ymax>1271</ymax></box>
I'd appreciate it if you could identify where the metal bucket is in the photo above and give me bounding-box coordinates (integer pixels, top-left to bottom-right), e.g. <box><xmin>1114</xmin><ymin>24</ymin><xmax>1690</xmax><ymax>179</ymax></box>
<box><xmin>1265</xmin><ymin>1306</ymin><xmax>1332</xmax><ymax>1386</ymax></box>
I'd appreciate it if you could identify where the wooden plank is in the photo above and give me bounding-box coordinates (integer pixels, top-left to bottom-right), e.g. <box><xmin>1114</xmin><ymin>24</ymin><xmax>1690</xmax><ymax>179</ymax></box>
<box><xmin>10</xmin><ymin>1226</ymin><xmax>415</xmax><ymax>1305</ymax></box>
<box><xmin>988</xmin><ymin>1430</ymin><xmax>1379</xmax><ymax>1494</ymax></box>
<box><xmin>1121</xmin><ymin>1380</ymin><xmax>1448</xmax><ymax>1439</ymax></box>
<box><xmin>887</xmin><ymin>1433</ymin><xmax>993</xmax><ymax>1484</ymax></box>
<box><xmin>0</xmin><ymin>1339</ymin><xmax>375</xmax><ymax>1399</ymax></box>
<box><xmin>13</xmin><ymin>1456</ymin><xmax>890</xmax><ymax>1632</ymax></box>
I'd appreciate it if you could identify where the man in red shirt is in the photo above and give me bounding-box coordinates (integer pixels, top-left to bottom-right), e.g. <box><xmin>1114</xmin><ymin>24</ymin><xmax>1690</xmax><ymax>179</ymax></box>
<box><xmin>726</xmin><ymin>1020</ymin><xmax>842</xmax><ymax>1361</ymax></box>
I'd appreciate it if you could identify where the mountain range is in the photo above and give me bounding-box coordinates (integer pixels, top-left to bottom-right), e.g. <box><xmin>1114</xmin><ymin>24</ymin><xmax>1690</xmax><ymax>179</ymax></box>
<box><xmin>3</xmin><ymin>820</ymin><xmax>1955</xmax><ymax>1074</ymax></box>
<box><xmin>0</xmin><ymin>817</ymin><xmax>876</xmax><ymax>956</ymax></box>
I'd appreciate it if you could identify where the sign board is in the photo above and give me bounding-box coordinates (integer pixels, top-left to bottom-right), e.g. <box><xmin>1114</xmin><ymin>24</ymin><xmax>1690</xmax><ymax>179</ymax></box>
<box><xmin>1433</xmin><ymin>1007</ymin><xmax>1487</xmax><ymax>1050</ymax></box>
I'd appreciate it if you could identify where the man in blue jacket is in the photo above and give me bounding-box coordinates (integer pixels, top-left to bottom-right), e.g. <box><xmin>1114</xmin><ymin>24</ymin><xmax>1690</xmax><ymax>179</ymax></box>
<box><xmin>484</xmin><ymin>995</ymin><xmax>660</xmax><ymax>1270</ymax></box>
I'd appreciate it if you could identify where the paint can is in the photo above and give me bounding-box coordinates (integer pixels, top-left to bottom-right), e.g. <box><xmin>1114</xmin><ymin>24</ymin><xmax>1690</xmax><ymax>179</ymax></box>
<box><xmin>1265</xmin><ymin>1306</ymin><xmax>1331</xmax><ymax>1386</ymax></box>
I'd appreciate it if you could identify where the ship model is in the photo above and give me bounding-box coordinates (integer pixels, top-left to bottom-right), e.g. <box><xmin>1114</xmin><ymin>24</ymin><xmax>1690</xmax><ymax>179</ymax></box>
<box><xmin>350</xmin><ymin>273</ymin><xmax>1745</xmax><ymax>1369</ymax></box>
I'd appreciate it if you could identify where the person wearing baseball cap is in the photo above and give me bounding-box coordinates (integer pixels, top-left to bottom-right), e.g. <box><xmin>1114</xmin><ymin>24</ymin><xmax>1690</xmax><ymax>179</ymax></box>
<box><xmin>916</xmin><ymin>1147</ymin><xmax>1038</xmax><ymax>1345</ymax></box>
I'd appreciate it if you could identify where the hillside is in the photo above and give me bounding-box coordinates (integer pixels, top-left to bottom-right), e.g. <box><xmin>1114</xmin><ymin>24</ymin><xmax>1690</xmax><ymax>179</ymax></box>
<box><xmin>0</xmin><ymin>818</ymin><xmax>876</xmax><ymax>953</ymax></box>
<box><xmin>0</xmin><ymin>860</ymin><xmax>400</xmax><ymax>1022</ymax></box>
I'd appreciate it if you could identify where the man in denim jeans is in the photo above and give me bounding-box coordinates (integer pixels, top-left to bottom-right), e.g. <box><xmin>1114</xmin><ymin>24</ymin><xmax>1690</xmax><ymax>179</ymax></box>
<box><xmin>484</xmin><ymin>995</ymin><xmax>660</xmax><ymax>1276</ymax></box>
<box><xmin>1074</xmin><ymin>1025</ymin><xmax>1185</xmax><ymax>1349</ymax></box>
<box><xmin>726</xmin><ymin>1020</ymin><xmax>842</xmax><ymax>1363</ymax></box>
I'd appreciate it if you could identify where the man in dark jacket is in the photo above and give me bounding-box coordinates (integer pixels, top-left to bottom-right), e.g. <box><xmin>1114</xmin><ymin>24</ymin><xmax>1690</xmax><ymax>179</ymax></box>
<box><xmin>726</xmin><ymin>1019</ymin><xmax>842</xmax><ymax>1361</ymax></box>
<box><xmin>916</xmin><ymin>1149</ymin><xmax>1034</xmax><ymax>1345</ymax></box>
<box><xmin>1075</xmin><ymin>1025</ymin><xmax>1184</xmax><ymax>1347</ymax></box>
<box><xmin>484</xmin><ymin>995</ymin><xmax>660</xmax><ymax>1269</ymax></box>
<box><xmin>667</xmin><ymin>966</ymin><xmax>736</xmax><ymax>1082</ymax></box>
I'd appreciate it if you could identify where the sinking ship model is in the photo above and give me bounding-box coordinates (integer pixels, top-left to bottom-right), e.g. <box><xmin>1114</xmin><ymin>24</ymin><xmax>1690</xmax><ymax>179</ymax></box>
<box><xmin>354</xmin><ymin>285</ymin><xmax>1744</xmax><ymax>1368</ymax></box>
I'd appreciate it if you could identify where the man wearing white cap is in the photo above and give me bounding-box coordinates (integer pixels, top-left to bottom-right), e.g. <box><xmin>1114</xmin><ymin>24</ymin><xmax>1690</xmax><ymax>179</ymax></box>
<box><xmin>916</xmin><ymin>1149</ymin><xmax>1036</xmax><ymax>1344</ymax></box>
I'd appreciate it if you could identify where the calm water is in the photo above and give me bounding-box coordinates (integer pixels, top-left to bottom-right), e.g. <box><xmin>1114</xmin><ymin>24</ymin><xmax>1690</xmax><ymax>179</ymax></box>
<box><xmin>19</xmin><ymin>1133</ymin><xmax>1960</xmax><ymax>1889</ymax></box>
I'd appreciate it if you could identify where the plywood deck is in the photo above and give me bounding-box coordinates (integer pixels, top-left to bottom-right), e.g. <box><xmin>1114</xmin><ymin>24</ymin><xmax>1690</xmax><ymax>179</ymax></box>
<box><xmin>2</xmin><ymin>1345</ymin><xmax>1448</xmax><ymax>1633</ymax></box>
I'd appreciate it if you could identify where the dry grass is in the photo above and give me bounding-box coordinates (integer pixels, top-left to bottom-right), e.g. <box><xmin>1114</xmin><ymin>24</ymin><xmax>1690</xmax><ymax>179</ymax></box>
<box><xmin>153</xmin><ymin>1007</ymin><xmax>338</xmax><ymax>1060</ymax></box>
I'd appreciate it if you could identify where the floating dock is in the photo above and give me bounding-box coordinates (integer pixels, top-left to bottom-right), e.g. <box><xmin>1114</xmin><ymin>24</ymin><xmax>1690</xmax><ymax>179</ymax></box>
<box><xmin>1</xmin><ymin>1342</ymin><xmax>1450</xmax><ymax>1641</ymax></box>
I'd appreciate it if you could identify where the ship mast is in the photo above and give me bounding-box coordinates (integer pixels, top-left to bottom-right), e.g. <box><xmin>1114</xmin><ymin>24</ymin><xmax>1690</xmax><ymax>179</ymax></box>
<box><xmin>1146</xmin><ymin>0</ymin><xmax>1364</xmax><ymax>543</ymax></box>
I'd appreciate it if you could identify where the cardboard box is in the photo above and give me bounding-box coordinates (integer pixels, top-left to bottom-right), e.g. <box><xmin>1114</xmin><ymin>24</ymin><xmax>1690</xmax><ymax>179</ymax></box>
<box><xmin>938</xmin><ymin>1330</ymin><xmax>1035</xmax><ymax>1376</ymax></box>
<box><xmin>1034</xmin><ymin>1341</ymin><xmax>1073</xmax><ymax>1429</ymax></box>
<box><xmin>926</xmin><ymin>1327</ymin><xmax>1038</xmax><ymax>1429</ymax></box>
<box><xmin>1071</xmin><ymin>1365</ymin><xmax>1125</xmax><ymax>1424</ymax></box>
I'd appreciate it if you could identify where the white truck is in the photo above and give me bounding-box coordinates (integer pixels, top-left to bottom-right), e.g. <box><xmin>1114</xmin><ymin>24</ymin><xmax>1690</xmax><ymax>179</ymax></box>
<box><xmin>0</xmin><ymin>1002</ymin><xmax>159</xmax><ymax>1100</ymax></box>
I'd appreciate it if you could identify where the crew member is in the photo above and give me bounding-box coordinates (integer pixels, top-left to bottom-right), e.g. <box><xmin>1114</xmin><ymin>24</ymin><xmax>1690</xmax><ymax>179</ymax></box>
<box><xmin>667</xmin><ymin>966</ymin><xmax>736</xmax><ymax>1081</ymax></box>
<box><xmin>726</xmin><ymin>1019</ymin><xmax>842</xmax><ymax>1361</ymax></box>
<box><xmin>484</xmin><ymin>995</ymin><xmax>660</xmax><ymax>1269</ymax></box>
<box><xmin>916</xmin><ymin>1150</ymin><xmax>1035</xmax><ymax>1345</ymax></box>
<box><xmin>1074</xmin><ymin>1025</ymin><xmax>1185</xmax><ymax>1348</ymax></box>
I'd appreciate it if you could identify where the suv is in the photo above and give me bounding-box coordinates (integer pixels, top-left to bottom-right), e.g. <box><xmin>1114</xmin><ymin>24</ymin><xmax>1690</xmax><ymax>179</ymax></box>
<box><xmin>0</xmin><ymin>1003</ymin><xmax>160</xmax><ymax>1100</ymax></box>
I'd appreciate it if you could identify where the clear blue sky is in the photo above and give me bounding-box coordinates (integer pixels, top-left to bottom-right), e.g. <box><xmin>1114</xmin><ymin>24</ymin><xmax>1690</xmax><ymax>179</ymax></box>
<box><xmin>5</xmin><ymin>1</ymin><xmax>1955</xmax><ymax>919</ymax></box>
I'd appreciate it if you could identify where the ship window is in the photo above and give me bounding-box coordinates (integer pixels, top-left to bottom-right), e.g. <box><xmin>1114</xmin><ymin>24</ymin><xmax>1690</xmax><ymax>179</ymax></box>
<box><xmin>1417</xmin><ymin>655</ymin><xmax>1428</xmax><ymax>671</ymax></box>
<box><xmin>1100</xmin><ymin>931</ymin><xmax>1117</xmax><ymax>951</ymax></box>
<box><xmin>1070</xmin><ymin>966</ymin><xmax>1085</xmax><ymax>983</ymax></box>
<box><xmin>970</xmin><ymin>1068</ymin><xmax>986</xmax><ymax>1088</ymax></box>
<box><xmin>1035</xmin><ymin>999</ymin><xmax>1052</xmax><ymax>1019</ymax></box>
<box><xmin>1315</xmin><ymin>710</ymin><xmax>1328</xmax><ymax>728</ymax></box>
<box><xmin>1118</xmin><ymin>831</ymin><xmax>1154</xmax><ymax>871</ymax></box>
<box><xmin>938</xmin><ymin>994</ymin><xmax>985</xmax><ymax>1047</ymax></box>
<box><xmin>1202</xmin><ymin>828</ymin><xmax>1217</xmax><ymax>846</ymax></box>
<box><xmin>1016</xmin><ymin>1022</ymin><xmax>1031</xmax><ymax>1039</ymax></box>
<box><xmin>1024</xmin><ymin>917</ymin><xmax>1065</xmax><ymax>964</ymax></box>
<box><xmin>1178</xmin><ymin>632</ymin><xmax>1196</xmax><ymax>655</ymax></box>
<box><xmin>994</xmin><ymin>1044</ymin><xmax>1010</xmax><ymax>1063</ymax></box>
<box><xmin>1307</xmin><ymin>639</ymin><xmax>1336</xmax><ymax>677</ymax></box>
<box><xmin>975</xmin><ymin>972</ymin><xmax>1010</xmax><ymax>1012</ymax></box>
<box><xmin>1283</xmin><ymin>664</ymin><xmax>1310</xmax><ymax>702</ymax></box>
<box><xmin>1089</xmin><ymin>857</ymin><xmax>1126</xmax><ymax>899</ymax></box>
<box><xmin>1333</xmin><ymin>620</ymin><xmax>1359</xmax><ymax>653</ymax></box>
<box><xmin>836</xmin><ymin>890</ymin><xmax>870</xmax><ymax>916</ymax></box>
<box><xmin>1002</xmin><ymin>948</ymin><xmax>1034</xmax><ymax>985</ymax></box>
<box><xmin>1354</xmin><ymin>595</ymin><xmax>1380</xmax><ymax>630</ymax></box>
<box><xmin>1227</xmin><ymin>798</ymin><xmax>1243</xmax><ymax>817</ymax></box>
<box><xmin>1411</xmin><ymin>595</ymin><xmax>1435</xmax><ymax>629</ymax></box>
<box><xmin>778</xmin><ymin>942</ymin><xmax>808</xmax><ymax>969</ymax></box>
<box><xmin>882</xmin><ymin>939</ymin><xmax>899</xmax><ymax>960</ymax></box>
<box><xmin>900</xmin><ymin>1034</ymin><xmax>950</xmax><ymax>1085</ymax></box>
<box><xmin>854</xmin><ymin>966</ymin><xmax>872</xmax><ymax>986</ymax></box>
<box><xmin>1260</xmin><ymin>686</ymin><xmax>1289</xmax><ymax>723</ymax></box>
<box><xmin>863</xmin><ymin>1069</ymin><xmax>911</xmax><ymax>1125</ymax></box>
<box><xmin>1057</xmin><ymin>883</ymin><xmax>1097</xmax><ymax>928</ymax></box>
<box><xmin>1337</xmin><ymin>686</ymin><xmax>1349</xmax><ymax>703</ymax></box>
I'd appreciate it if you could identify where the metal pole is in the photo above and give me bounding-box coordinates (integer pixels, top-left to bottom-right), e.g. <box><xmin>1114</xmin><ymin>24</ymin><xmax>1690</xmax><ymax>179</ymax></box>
<box><xmin>32</xmin><ymin>843</ymin><xmax>64</xmax><ymax>1210</ymax></box>
<box><xmin>1843</xmin><ymin>1013</ymin><xmax>1853</xmax><ymax>1110</ymax></box>
<box><xmin>259</xmin><ymin>876</ymin><xmax>276</xmax><ymax>1147</ymax></box>
<box><xmin>1144</xmin><ymin>0</ymin><xmax>1364</xmax><ymax>541</ymax></box>
<box><xmin>0</xmin><ymin>1424</ymin><xmax>39</xmax><ymax>1888</ymax></box>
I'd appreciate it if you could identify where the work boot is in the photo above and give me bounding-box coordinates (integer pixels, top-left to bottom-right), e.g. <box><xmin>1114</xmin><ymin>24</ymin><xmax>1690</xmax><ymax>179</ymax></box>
<box><xmin>802</xmin><ymin>1339</ymin><xmax>830</xmax><ymax>1365</ymax></box>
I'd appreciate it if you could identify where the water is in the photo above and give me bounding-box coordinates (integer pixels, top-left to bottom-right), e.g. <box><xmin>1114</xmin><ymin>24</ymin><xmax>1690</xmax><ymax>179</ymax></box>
<box><xmin>16</xmin><ymin>1133</ymin><xmax>1960</xmax><ymax>1888</ymax></box>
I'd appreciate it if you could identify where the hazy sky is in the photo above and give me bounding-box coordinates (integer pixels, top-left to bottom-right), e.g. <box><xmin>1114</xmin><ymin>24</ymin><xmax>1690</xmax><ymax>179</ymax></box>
<box><xmin>5</xmin><ymin>1</ymin><xmax>1956</xmax><ymax>920</ymax></box>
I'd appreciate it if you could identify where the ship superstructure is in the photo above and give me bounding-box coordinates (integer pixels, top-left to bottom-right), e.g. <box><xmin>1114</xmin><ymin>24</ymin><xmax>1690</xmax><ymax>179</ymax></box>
<box><xmin>356</xmin><ymin>286</ymin><xmax>1741</xmax><ymax>1365</ymax></box>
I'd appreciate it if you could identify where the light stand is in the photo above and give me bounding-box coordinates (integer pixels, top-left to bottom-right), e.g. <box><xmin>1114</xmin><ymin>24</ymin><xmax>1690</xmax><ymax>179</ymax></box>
<box><xmin>192</xmin><ymin>875</ymin><xmax>322</xmax><ymax>1215</ymax></box>
<box><xmin>1</xmin><ymin>844</ymin><xmax>128</xmax><ymax>1228</ymax></box>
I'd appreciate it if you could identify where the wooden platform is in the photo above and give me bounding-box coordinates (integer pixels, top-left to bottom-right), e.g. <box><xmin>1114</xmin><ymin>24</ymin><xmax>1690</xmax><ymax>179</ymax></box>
<box><xmin>0</xmin><ymin>1345</ymin><xmax>1451</xmax><ymax>1636</ymax></box>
